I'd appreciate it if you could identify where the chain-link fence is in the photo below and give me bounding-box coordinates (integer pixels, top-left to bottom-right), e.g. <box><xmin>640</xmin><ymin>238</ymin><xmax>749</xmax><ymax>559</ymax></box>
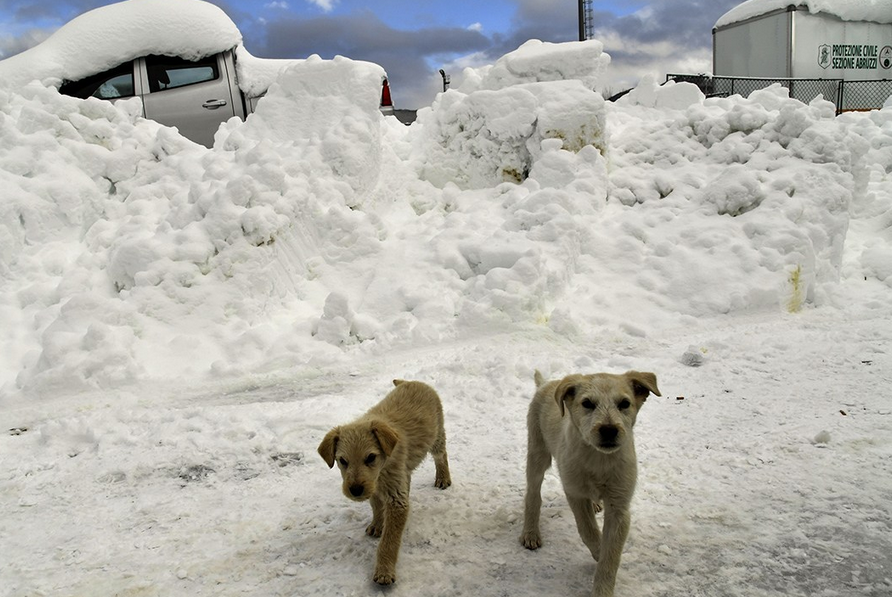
<box><xmin>839</xmin><ymin>80</ymin><xmax>892</xmax><ymax>111</ymax></box>
<box><xmin>665</xmin><ymin>74</ymin><xmax>892</xmax><ymax>113</ymax></box>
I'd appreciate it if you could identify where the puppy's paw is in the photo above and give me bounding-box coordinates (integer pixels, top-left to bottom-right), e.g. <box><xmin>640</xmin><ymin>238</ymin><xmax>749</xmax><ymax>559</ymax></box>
<box><xmin>373</xmin><ymin>568</ymin><xmax>396</xmax><ymax>585</ymax></box>
<box><xmin>594</xmin><ymin>501</ymin><xmax>603</xmax><ymax>513</ymax></box>
<box><xmin>435</xmin><ymin>475</ymin><xmax>452</xmax><ymax>489</ymax></box>
<box><xmin>366</xmin><ymin>522</ymin><xmax>383</xmax><ymax>538</ymax></box>
<box><xmin>520</xmin><ymin>530</ymin><xmax>542</xmax><ymax>550</ymax></box>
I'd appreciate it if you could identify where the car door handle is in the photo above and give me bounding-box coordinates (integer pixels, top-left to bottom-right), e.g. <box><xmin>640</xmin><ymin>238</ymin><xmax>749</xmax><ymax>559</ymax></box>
<box><xmin>202</xmin><ymin>99</ymin><xmax>228</xmax><ymax>109</ymax></box>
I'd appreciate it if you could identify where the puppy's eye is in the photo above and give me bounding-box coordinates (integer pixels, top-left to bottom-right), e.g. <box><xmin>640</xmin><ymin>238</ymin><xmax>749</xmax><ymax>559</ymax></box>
<box><xmin>618</xmin><ymin>399</ymin><xmax>631</xmax><ymax>410</ymax></box>
<box><xmin>581</xmin><ymin>399</ymin><xmax>597</xmax><ymax>410</ymax></box>
<box><xmin>365</xmin><ymin>454</ymin><xmax>377</xmax><ymax>466</ymax></box>
<box><xmin>338</xmin><ymin>457</ymin><xmax>348</xmax><ymax>467</ymax></box>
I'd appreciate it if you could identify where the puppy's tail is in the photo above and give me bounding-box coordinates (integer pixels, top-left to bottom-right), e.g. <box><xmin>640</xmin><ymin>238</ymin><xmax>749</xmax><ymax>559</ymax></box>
<box><xmin>533</xmin><ymin>370</ymin><xmax>546</xmax><ymax>388</ymax></box>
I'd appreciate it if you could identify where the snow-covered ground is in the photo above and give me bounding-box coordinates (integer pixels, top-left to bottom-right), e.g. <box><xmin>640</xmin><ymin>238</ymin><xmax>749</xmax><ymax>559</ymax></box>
<box><xmin>2</xmin><ymin>38</ymin><xmax>892</xmax><ymax>597</ymax></box>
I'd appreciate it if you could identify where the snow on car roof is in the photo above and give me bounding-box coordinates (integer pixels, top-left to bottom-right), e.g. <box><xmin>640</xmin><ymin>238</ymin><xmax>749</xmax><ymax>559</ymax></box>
<box><xmin>716</xmin><ymin>0</ymin><xmax>892</xmax><ymax>29</ymax></box>
<box><xmin>0</xmin><ymin>0</ymin><xmax>241</xmax><ymax>88</ymax></box>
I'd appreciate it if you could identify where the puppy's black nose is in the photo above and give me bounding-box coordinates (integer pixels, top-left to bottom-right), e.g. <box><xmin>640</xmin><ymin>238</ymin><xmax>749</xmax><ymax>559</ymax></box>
<box><xmin>599</xmin><ymin>425</ymin><xmax>619</xmax><ymax>443</ymax></box>
<box><xmin>349</xmin><ymin>484</ymin><xmax>364</xmax><ymax>497</ymax></box>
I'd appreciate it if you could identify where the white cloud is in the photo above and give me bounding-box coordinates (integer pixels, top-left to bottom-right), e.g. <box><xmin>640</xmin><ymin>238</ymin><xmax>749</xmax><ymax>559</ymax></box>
<box><xmin>265</xmin><ymin>1</ymin><xmax>289</xmax><ymax>8</ymax></box>
<box><xmin>306</xmin><ymin>0</ymin><xmax>337</xmax><ymax>12</ymax></box>
<box><xmin>467</xmin><ymin>22</ymin><xmax>483</xmax><ymax>33</ymax></box>
<box><xmin>591</xmin><ymin>31</ymin><xmax>712</xmax><ymax>95</ymax></box>
<box><xmin>440</xmin><ymin>50</ymin><xmax>490</xmax><ymax>72</ymax></box>
<box><xmin>0</xmin><ymin>29</ymin><xmax>52</xmax><ymax>59</ymax></box>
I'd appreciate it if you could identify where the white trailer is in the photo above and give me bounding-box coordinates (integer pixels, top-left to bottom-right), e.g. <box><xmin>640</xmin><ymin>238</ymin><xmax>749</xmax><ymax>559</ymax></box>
<box><xmin>712</xmin><ymin>0</ymin><xmax>892</xmax><ymax>109</ymax></box>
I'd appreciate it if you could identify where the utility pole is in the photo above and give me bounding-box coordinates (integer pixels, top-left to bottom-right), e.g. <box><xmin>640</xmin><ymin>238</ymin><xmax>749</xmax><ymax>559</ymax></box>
<box><xmin>578</xmin><ymin>0</ymin><xmax>593</xmax><ymax>41</ymax></box>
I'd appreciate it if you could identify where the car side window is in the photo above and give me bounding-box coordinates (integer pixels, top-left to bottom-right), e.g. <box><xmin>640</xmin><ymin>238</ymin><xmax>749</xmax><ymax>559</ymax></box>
<box><xmin>145</xmin><ymin>54</ymin><xmax>219</xmax><ymax>93</ymax></box>
<box><xmin>59</xmin><ymin>62</ymin><xmax>135</xmax><ymax>99</ymax></box>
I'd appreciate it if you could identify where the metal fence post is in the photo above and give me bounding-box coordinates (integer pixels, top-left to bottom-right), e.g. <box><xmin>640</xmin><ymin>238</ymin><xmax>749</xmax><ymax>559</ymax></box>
<box><xmin>837</xmin><ymin>81</ymin><xmax>844</xmax><ymax>115</ymax></box>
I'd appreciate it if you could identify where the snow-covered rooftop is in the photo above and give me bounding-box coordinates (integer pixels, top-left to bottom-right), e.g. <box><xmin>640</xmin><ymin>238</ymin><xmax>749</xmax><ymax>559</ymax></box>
<box><xmin>716</xmin><ymin>0</ymin><xmax>892</xmax><ymax>28</ymax></box>
<box><xmin>0</xmin><ymin>0</ymin><xmax>241</xmax><ymax>88</ymax></box>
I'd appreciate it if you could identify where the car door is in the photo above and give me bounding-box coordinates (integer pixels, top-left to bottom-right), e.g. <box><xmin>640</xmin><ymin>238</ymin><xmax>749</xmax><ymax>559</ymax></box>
<box><xmin>138</xmin><ymin>52</ymin><xmax>238</xmax><ymax>147</ymax></box>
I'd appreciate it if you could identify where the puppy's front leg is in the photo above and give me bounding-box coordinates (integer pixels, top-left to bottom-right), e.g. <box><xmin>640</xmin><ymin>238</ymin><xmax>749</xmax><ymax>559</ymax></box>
<box><xmin>567</xmin><ymin>496</ymin><xmax>601</xmax><ymax>561</ymax></box>
<box><xmin>591</xmin><ymin>504</ymin><xmax>630</xmax><ymax>597</ymax></box>
<box><xmin>366</xmin><ymin>493</ymin><xmax>384</xmax><ymax>537</ymax></box>
<box><xmin>373</xmin><ymin>493</ymin><xmax>409</xmax><ymax>585</ymax></box>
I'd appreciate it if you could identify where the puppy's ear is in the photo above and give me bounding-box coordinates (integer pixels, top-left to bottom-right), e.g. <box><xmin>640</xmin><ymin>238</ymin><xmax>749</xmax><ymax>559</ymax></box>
<box><xmin>370</xmin><ymin>420</ymin><xmax>400</xmax><ymax>456</ymax></box>
<box><xmin>626</xmin><ymin>371</ymin><xmax>661</xmax><ymax>404</ymax></box>
<box><xmin>392</xmin><ymin>379</ymin><xmax>405</xmax><ymax>387</ymax></box>
<box><xmin>318</xmin><ymin>427</ymin><xmax>340</xmax><ymax>468</ymax></box>
<box><xmin>554</xmin><ymin>375</ymin><xmax>582</xmax><ymax>417</ymax></box>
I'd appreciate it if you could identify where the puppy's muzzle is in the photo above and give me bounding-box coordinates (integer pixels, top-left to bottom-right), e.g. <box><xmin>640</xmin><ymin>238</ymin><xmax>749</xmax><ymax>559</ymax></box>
<box><xmin>347</xmin><ymin>483</ymin><xmax>367</xmax><ymax>500</ymax></box>
<box><xmin>596</xmin><ymin>425</ymin><xmax>621</xmax><ymax>451</ymax></box>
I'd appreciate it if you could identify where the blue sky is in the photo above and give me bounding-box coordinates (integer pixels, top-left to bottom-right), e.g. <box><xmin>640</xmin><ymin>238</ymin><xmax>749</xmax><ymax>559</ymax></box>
<box><xmin>0</xmin><ymin>0</ymin><xmax>742</xmax><ymax>107</ymax></box>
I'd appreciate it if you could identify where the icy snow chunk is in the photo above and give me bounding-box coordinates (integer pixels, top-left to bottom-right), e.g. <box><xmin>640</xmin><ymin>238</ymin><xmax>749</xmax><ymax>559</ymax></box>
<box><xmin>812</xmin><ymin>430</ymin><xmax>831</xmax><ymax>445</ymax></box>
<box><xmin>22</xmin><ymin>300</ymin><xmax>143</xmax><ymax>394</ymax></box>
<box><xmin>313</xmin><ymin>292</ymin><xmax>355</xmax><ymax>346</ymax></box>
<box><xmin>681</xmin><ymin>346</ymin><xmax>706</xmax><ymax>367</ymax></box>
<box><xmin>233</xmin><ymin>55</ymin><xmax>386</xmax><ymax>142</ymax></box>
<box><xmin>107</xmin><ymin>238</ymin><xmax>163</xmax><ymax>291</ymax></box>
<box><xmin>619</xmin><ymin>74</ymin><xmax>704</xmax><ymax>110</ymax></box>
<box><xmin>220</xmin><ymin>55</ymin><xmax>385</xmax><ymax>196</ymax></box>
<box><xmin>416</xmin><ymin>78</ymin><xmax>607</xmax><ymax>190</ymax></box>
<box><xmin>415</xmin><ymin>87</ymin><xmax>537</xmax><ymax>189</ymax></box>
<box><xmin>702</xmin><ymin>165</ymin><xmax>766</xmax><ymax>217</ymax></box>
<box><xmin>459</xmin><ymin>241</ymin><xmax>531</xmax><ymax>276</ymax></box>
<box><xmin>458</xmin><ymin>39</ymin><xmax>610</xmax><ymax>94</ymax></box>
<box><xmin>38</xmin><ymin>418</ymin><xmax>98</xmax><ymax>453</ymax></box>
<box><xmin>533</xmin><ymin>82</ymin><xmax>608</xmax><ymax>154</ymax></box>
<box><xmin>239</xmin><ymin>206</ymin><xmax>289</xmax><ymax>247</ymax></box>
<box><xmin>861</xmin><ymin>245</ymin><xmax>892</xmax><ymax>284</ymax></box>
<box><xmin>658</xmin><ymin>81</ymin><xmax>706</xmax><ymax>110</ymax></box>
<box><xmin>417</xmin><ymin>40</ymin><xmax>609</xmax><ymax>189</ymax></box>
<box><xmin>527</xmin><ymin>141</ymin><xmax>608</xmax><ymax>194</ymax></box>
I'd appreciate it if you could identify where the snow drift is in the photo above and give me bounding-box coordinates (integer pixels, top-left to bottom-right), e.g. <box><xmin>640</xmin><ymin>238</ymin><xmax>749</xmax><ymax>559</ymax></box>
<box><xmin>1</xmin><ymin>38</ymin><xmax>890</xmax><ymax>401</ymax></box>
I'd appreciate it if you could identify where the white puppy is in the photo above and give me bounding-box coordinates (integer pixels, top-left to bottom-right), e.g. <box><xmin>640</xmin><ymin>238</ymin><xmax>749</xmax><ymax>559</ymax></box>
<box><xmin>520</xmin><ymin>369</ymin><xmax>660</xmax><ymax>597</ymax></box>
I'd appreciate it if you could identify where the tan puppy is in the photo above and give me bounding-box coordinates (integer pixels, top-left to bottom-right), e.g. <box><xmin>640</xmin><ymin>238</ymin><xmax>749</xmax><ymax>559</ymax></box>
<box><xmin>318</xmin><ymin>379</ymin><xmax>452</xmax><ymax>585</ymax></box>
<box><xmin>520</xmin><ymin>369</ymin><xmax>660</xmax><ymax>597</ymax></box>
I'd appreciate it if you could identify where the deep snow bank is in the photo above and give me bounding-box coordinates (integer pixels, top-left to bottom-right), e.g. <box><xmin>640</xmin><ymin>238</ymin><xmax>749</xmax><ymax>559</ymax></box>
<box><xmin>608</xmin><ymin>86</ymin><xmax>867</xmax><ymax>317</ymax></box>
<box><xmin>1</xmin><ymin>41</ymin><xmax>891</xmax><ymax>398</ymax></box>
<box><xmin>0</xmin><ymin>56</ymin><xmax>389</xmax><ymax>394</ymax></box>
